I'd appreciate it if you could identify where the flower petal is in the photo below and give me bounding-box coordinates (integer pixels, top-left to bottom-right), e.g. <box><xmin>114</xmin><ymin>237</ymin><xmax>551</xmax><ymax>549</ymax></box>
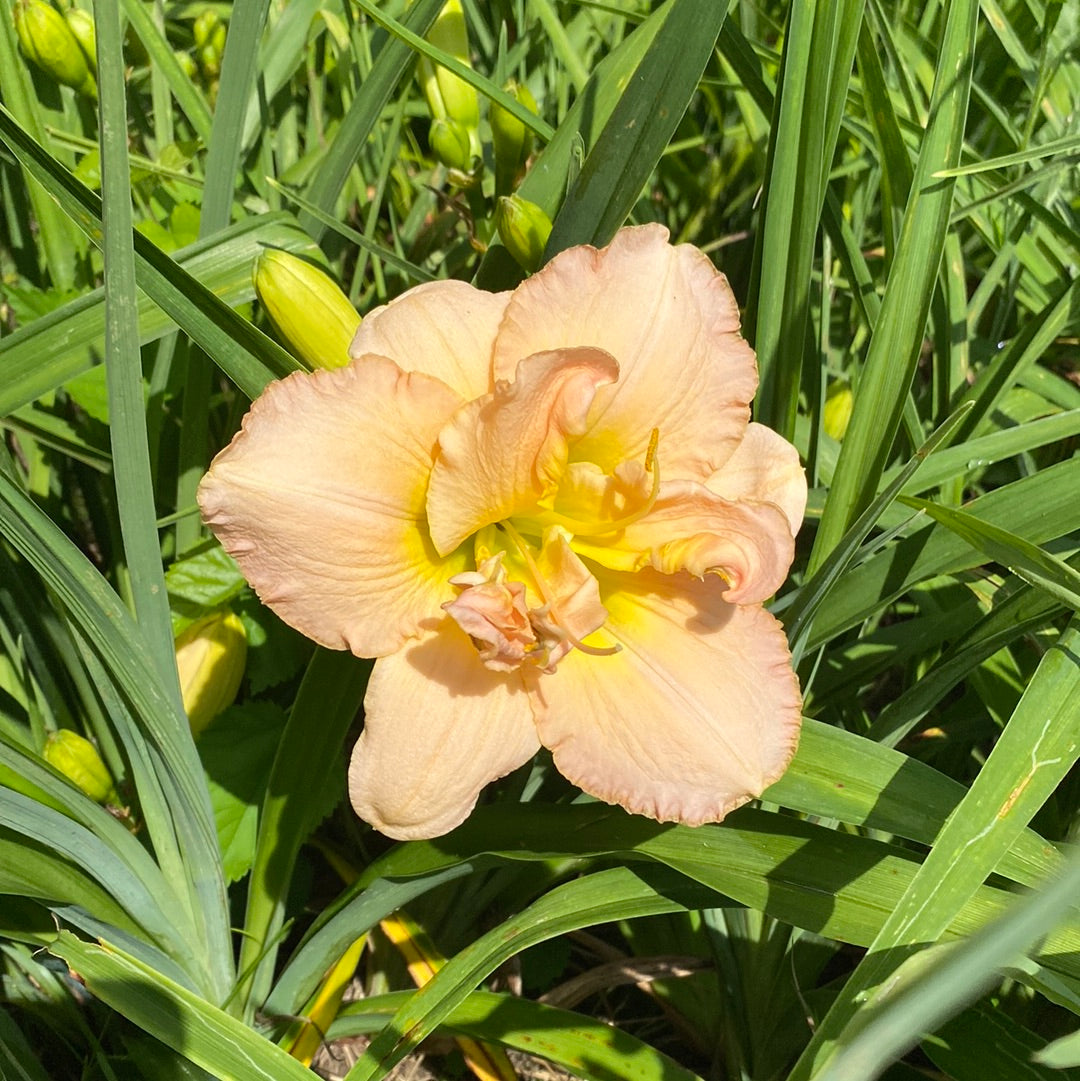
<box><xmin>426</xmin><ymin>347</ymin><xmax>619</xmax><ymax>555</ymax></box>
<box><xmin>573</xmin><ymin>480</ymin><xmax>796</xmax><ymax>604</ymax></box>
<box><xmin>349</xmin><ymin>280</ymin><xmax>510</xmax><ymax>400</ymax></box>
<box><xmin>492</xmin><ymin>224</ymin><xmax>757</xmax><ymax>479</ymax></box>
<box><xmin>349</xmin><ymin>621</ymin><xmax>540</xmax><ymax>839</ymax></box>
<box><xmin>707</xmin><ymin>422</ymin><xmax>807</xmax><ymax>535</ymax></box>
<box><xmin>528</xmin><ymin>569</ymin><xmax>801</xmax><ymax>826</ymax></box>
<box><xmin>198</xmin><ymin>359</ymin><xmax>466</xmax><ymax>657</ymax></box>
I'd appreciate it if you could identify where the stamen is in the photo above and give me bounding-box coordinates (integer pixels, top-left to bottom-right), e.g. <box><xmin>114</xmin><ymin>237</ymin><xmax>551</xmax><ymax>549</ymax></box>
<box><xmin>500</xmin><ymin>521</ymin><xmax>621</xmax><ymax>658</ymax></box>
<box><xmin>538</xmin><ymin>428</ymin><xmax>662</xmax><ymax>538</ymax></box>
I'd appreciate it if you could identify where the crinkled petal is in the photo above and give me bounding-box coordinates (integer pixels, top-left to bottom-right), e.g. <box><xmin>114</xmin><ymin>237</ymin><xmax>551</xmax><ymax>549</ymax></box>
<box><xmin>349</xmin><ymin>280</ymin><xmax>511</xmax><ymax>400</ymax></box>
<box><xmin>427</xmin><ymin>347</ymin><xmax>619</xmax><ymax>555</ymax></box>
<box><xmin>707</xmin><ymin>423</ymin><xmax>807</xmax><ymax>535</ymax></box>
<box><xmin>349</xmin><ymin>622</ymin><xmax>540</xmax><ymax>839</ymax></box>
<box><xmin>528</xmin><ymin>569</ymin><xmax>801</xmax><ymax>825</ymax></box>
<box><xmin>198</xmin><ymin>359</ymin><xmax>466</xmax><ymax>657</ymax></box>
<box><xmin>573</xmin><ymin>480</ymin><xmax>796</xmax><ymax>604</ymax></box>
<box><xmin>492</xmin><ymin>224</ymin><xmax>757</xmax><ymax>479</ymax></box>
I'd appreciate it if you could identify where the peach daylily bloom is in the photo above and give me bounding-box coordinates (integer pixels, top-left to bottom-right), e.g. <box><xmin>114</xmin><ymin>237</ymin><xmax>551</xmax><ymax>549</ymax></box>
<box><xmin>198</xmin><ymin>225</ymin><xmax>806</xmax><ymax>841</ymax></box>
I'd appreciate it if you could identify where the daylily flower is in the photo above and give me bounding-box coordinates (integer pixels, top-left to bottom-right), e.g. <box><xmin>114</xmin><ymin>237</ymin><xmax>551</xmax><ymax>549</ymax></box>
<box><xmin>198</xmin><ymin>225</ymin><xmax>806</xmax><ymax>841</ymax></box>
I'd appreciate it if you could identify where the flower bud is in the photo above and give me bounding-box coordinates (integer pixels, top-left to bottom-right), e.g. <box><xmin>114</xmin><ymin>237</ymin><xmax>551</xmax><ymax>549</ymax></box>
<box><xmin>495</xmin><ymin>195</ymin><xmax>552</xmax><ymax>273</ymax></box>
<box><xmin>254</xmin><ymin>249</ymin><xmax>359</xmax><ymax>370</ymax></box>
<box><xmin>429</xmin><ymin>117</ymin><xmax>474</xmax><ymax>174</ymax></box>
<box><xmin>490</xmin><ymin>80</ymin><xmax>538</xmax><ymax>196</ymax></box>
<box><xmin>823</xmin><ymin>380</ymin><xmax>854</xmax><ymax>441</ymax></box>
<box><xmin>63</xmin><ymin>8</ymin><xmax>96</xmax><ymax>73</ymax></box>
<box><xmin>418</xmin><ymin>1</ymin><xmax>479</xmax><ymax>129</ymax></box>
<box><xmin>194</xmin><ymin>10</ymin><xmax>225</xmax><ymax>78</ymax></box>
<box><xmin>175</xmin><ymin>610</ymin><xmax>247</xmax><ymax>738</ymax></box>
<box><xmin>44</xmin><ymin>730</ymin><xmax>120</xmax><ymax>805</ymax></box>
<box><xmin>15</xmin><ymin>0</ymin><xmax>97</xmax><ymax>98</ymax></box>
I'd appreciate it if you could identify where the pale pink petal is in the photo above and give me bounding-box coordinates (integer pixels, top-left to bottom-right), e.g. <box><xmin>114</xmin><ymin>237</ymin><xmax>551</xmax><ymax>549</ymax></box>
<box><xmin>349</xmin><ymin>621</ymin><xmax>540</xmax><ymax>840</ymax></box>
<box><xmin>528</xmin><ymin>569</ymin><xmax>801</xmax><ymax>825</ymax></box>
<box><xmin>198</xmin><ymin>359</ymin><xmax>467</xmax><ymax>657</ymax></box>
<box><xmin>426</xmin><ymin>348</ymin><xmax>619</xmax><ymax>555</ymax></box>
<box><xmin>572</xmin><ymin>480</ymin><xmax>796</xmax><ymax>605</ymax></box>
<box><xmin>349</xmin><ymin>280</ymin><xmax>511</xmax><ymax>401</ymax></box>
<box><xmin>492</xmin><ymin>224</ymin><xmax>757</xmax><ymax>479</ymax></box>
<box><xmin>707</xmin><ymin>423</ymin><xmax>808</xmax><ymax>535</ymax></box>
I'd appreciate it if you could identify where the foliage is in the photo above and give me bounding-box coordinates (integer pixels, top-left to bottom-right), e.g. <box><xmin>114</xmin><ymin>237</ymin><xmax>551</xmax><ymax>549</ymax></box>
<box><xmin>1</xmin><ymin>0</ymin><xmax>1079</xmax><ymax>1078</ymax></box>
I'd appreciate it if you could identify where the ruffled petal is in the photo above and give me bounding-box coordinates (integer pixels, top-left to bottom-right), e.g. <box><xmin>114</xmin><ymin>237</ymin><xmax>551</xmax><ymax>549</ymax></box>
<box><xmin>707</xmin><ymin>423</ymin><xmax>807</xmax><ymax>535</ymax></box>
<box><xmin>349</xmin><ymin>621</ymin><xmax>540</xmax><ymax>839</ymax></box>
<box><xmin>492</xmin><ymin>224</ymin><xmax>757</xmax><ymax>479</ymax></box>
<box><xmin>198</xmin><ymin>359</ymin><xmax>466</xmax><ymax>657</ymax></box>
<box><xmin>573</xmin><ymin>480</ymin><xmax>796</xmax><ymax>605</ymax></box>
<box><xmin>528</xmin><ymin>569</ymin><xmax>801</xmax><ymax>825</ymax></box>
<box><xmin>426</xmin><ymin>348</ymin><xmax>619</xmax><ymax>555</ymax></box>
<box><xmin>349</xmin><ymin>280</ymin><xmax>511</xmax><ymax>400</ymax></box>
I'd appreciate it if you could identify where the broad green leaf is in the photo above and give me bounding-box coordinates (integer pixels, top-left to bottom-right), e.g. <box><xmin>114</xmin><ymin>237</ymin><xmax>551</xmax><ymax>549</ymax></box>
<box><xmin>791</xmin><ymin>616</ymin><xmax>1080</xmax><ymax>1079</ymax></box>
<box><xmin>50</xmin><ymin>933</ymin><xmax>317</xmax><ymax>1081</ymax></box>
<box><xmin>545</xmin><ymin>0</ymin><xmax>728</xmax><ymax>253</ymax></box>
<box><xmin>332</xmin><ymin>988</ymin><xmax>703</xmax><ymax>1081</ymax></box>
<box><xmin>812</xmin><ymin>0</ymin><xmax>979</xmax><ymax>566</ymax></box>
<box><xmin>0</xmin><ymin>213</ymin><xmax>320</xmax><ymax>417</ymax></box>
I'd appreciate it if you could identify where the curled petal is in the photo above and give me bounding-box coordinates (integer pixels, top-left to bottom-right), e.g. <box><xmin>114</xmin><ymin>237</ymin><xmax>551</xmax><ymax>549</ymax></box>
<box><xmin>573</xmin><ymin>480</ymin><xmax>796</xmax><ymax>605</ymax></box>
<box><xmin>198</xmin><ymin>359</ymin><xmax>466</xmax><ymax>657</ymax></box>
<box><xmin>427</xmin><ymin>347</ymin><xmax>619</xmax><ymax>555</ymax></box>
<box><xmin>528</xmin><ymin>570</ymin><xmax>801</xmax><ymax>825</ymax></box>
<box><xmin>492</xmin><ymin>224</ymin><xmax>757</xmax><ymax>479</ymax></box>
<box><xmin>349</xmin><ymin>622</ymin><xmax>540</xmax><ymax>840</ymax></box>
<box><xmin>349</xmin><ymin>280</ymin><xmax>511</xmax><ymax>400</ymax></box>
<box><xmin>444</xmin><ymin>556</ymin><xmax>535</xmax><ymax>672</ymax></box>
<box><xmin>707</xmin><ymin>423</ymin><xmax>808</xmax><ymax>535</ymax></box>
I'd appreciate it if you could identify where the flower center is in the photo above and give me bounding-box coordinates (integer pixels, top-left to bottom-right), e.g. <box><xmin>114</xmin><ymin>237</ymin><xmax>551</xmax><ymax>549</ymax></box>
<box><xmin>443</xmin><ymin>431</ymin><xmax>663</xmax><ymax>674</ymax></box>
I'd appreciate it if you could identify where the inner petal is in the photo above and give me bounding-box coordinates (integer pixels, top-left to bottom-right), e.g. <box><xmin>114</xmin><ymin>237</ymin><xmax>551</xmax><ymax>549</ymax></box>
<box><xmin>426</xmin><ymin>347</ymin><xmax>619</xmax><ymax>556</ymax></box>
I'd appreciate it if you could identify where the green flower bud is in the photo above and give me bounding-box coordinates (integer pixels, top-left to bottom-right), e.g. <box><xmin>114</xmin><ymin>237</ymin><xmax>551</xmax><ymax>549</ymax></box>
<box><xmin>174</xmin><ymin>49</ymin><xmax>197</xmax><ymax>80</ymax></box>
<box><xmin>63</xmin><ymin>8</ymin><xmax>96</xmax><ymax>73</ymax></box>
<box><xmin>429</xmin><ymin>117</ymin><xmax>474</xmax><ymax>174</ymax></box>
<box><xmin>418</xmin><ymin>0</ymin><xmax>479</xmax><ymax>129</ymax></box>
<box><xmin>490</xmin><ymin>80</ymin><xmax>538</xmax><ymax>196</ymax></box>
<box><xmin>44</xmin><ymin>730</ymin><xmax>120</xmax><ymax>806</ymax></box>
<box><xmin>254</xmin><ymin>249</ymin><xmax>360</xmax><ymax>370</ymax></box>
<box><xmin>175</xmin><ymin>610</ymin><xmax>247</xmax><ymax>737</ymax></box>
<box><xmin>823</xmin><ymin>380</ymin><xmax>854</xmax><ymax>441</ymax></box>
<box><xmin>495</xmin><ymin>195</ymin><xmax>552</xmax><ymax>273</ymax></box>
<box><xmin>15</xmin><ymin>0</ymin><xmax>97</xmax><ymax>98</ymax></box>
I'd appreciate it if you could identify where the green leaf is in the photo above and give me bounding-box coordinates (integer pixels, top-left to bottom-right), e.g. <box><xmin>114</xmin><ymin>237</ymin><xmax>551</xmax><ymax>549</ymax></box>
<box><xmin>545</xmin><ymin>0</ymin><xmax>728</xmax><ymax>253</ymax></box>
<box><xmin>50</xmin><ymin>933</ymin><xmax>318</xmax><ymax>1081</ymax></box>
<box><xmin>900</xmin><ymin>497</ymin><xmax>1080</xmax><ymax>611</ymax></box>
<box><xmin>197</xmin><ymin>703</ymin><xmax>289</xmax><ymax>883</ymax></box>
<box><xmin>332</xmin><ymin>988</ymin><xmax>703</xmax><ymax>1081</ymax></box>
<box><xmin>166</xmin><ymin>546</ymin><xmax>248</xmax><ymax>619</ymax></box>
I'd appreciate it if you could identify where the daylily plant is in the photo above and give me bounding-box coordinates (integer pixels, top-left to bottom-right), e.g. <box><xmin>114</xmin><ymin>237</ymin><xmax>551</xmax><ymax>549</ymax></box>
<box><xmin>198</xmin><ymin>226</ymin><xmax>806</xmax><ymax>840</ymax></box>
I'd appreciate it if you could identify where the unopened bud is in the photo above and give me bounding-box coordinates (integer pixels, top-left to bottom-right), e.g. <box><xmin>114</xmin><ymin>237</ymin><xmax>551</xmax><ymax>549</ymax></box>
<box><xmin>63</xmin><ymin>8</ymin><xmax>96</xmax><ymax>73</ymax></box>
<box><xmin>823</xmin><ymin>380</ymin><xmax>854</xmax><ymax>441</ymax></box>
<box><xmin>254</xmin><ymin>249</ymin><xmax>359</xmax><ymax>370</ymax></box>
<box><xmin>429</xmin><ymin>117</ymin><xmax>474</xmax><ymax>174</ymax></box>
<box><xmin>419</xmin><ymin>1</ymin><xmax>479</xmax><ymax>127</ymax></box>
<box><xmin>495</xmin><ymin>195</ymin><xmax>552</xmax><ymax>273</ymax></box>
<box><xmin>194</xmin><ymin>10</ymin><xmax>225</xmax><ymax>77</ymax></box>
<box><xmin>44</xmin><ymin>730</ymin><xmax>120</xmax><ymax>805</ymax></box>
<box><xmin>15</xmin><ymin>0</ymin><xmax>97</xmax><ymax>98</ymax></box>
<box><xmin>175</xmin><ymin>610</ymin><xmax>247</xmax><ymax>737</ymax></box>
<box><xmin>490</xmin><ymin>80</ymin><xmax>538</xmax><ymax>196</ymax></box>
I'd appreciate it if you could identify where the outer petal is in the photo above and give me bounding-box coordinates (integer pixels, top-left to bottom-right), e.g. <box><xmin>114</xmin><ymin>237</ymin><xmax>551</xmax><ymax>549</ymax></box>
<box><xmin>349</xmin><ymin>280</ymin><xmax>510</xmax><ymax>401</ymax></box>
<box><xmin>198</xmin><ymin>359</ymin><xmax>466</xmax><ymax>657</ymax></box>
<box><xmin>349</xmin><ymin>621</ymin><xmax>540</xmax><ymax>840</ymax></box>
<box><xmin>426</xmin><ymin>347</ymin><xmax>619</xmax><ymax>555</ymax></box>
<box><xmin>573</xmin><ymin>480</ymin><xmax>796</xmax><ymax>605</ymax></box>
<box><xmin>528</xmin><ymin>569</ymin><xmax>801</xmax><ymax>826</ymax></box>
<box><xmin>707</xmin><ymin>422</ymin><xmax>808</xmax><ymax>535</ymax></box>
<box><xmin>492</xmin><ymin>225</ymin><xmax>757</xmax><ymax>479</ymax></box>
